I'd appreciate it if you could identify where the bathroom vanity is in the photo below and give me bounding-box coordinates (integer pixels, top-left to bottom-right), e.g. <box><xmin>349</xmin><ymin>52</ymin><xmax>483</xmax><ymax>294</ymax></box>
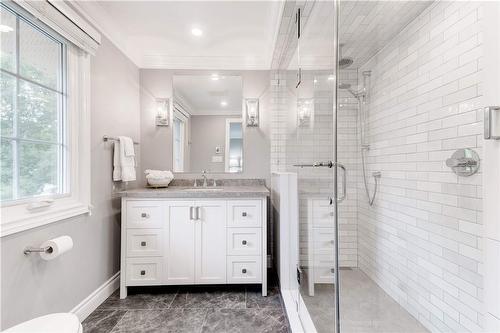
<box><xmin>119</xmin><ymin>181</ymin><xmax>269</xmax><ymax>298</ymax></box>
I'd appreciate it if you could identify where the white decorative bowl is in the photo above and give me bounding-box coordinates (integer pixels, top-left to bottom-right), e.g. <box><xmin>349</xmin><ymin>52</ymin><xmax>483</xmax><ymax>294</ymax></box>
<box><xmin>146</xmin><ymin>177</ymin><xmax>173</xmax><ymax>187</ymax></box>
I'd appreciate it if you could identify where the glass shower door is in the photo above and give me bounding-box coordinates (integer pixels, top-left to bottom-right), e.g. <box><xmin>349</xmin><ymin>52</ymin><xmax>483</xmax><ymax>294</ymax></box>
<box><xmin>275</xmin><ymin>1</ymin><xmax>340</xmax><ymax>332</ymax></box>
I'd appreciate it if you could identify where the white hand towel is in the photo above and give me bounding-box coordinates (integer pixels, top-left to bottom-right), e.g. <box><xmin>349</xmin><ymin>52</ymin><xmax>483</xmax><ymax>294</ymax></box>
<box><xmin>119</xmin><ymin>136</ymin><xmax>136</xmax><ymax>182</ymax></box>
<box><xmin>113</xmin><ymin>141</ymin><xmax>122</xmax><ymax>181</ymax></box>
<box><xmin>120</xmin><ymin>136</ymin><xmax>135</xmax><ymax>157</ymax></box>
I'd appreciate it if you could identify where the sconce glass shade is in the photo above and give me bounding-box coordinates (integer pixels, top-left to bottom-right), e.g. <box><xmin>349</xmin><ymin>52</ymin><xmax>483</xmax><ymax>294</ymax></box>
<box><xmin>155</xmin><ymin>98</ymin><xmax>170</xmax><ymax>126</ymax></box>
<box><xmin>297</xmin><ymin>98</ymin><xmax>314</xmax><ymax>127</ymax></box>
<box><xmin>245</xmin><ymin>98</ymin><xmax>259</xmax><ymax>127</ymax></box>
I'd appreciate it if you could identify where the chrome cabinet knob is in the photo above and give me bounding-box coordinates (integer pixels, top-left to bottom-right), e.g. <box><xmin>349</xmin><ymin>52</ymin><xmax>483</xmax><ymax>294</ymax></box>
<box><xmin>242</xmin><ymin>268</ymin><xmax>247</xmax><ymax>274</ymax></box>
<box><xmin>141</xmin><ymin>241</ymin><xmax>146</xmax><ymax>247</ymax></box>
<box><xmin>140</xmin><ymin>270</ymin><xmax>146</xmax><ymax>276</ymax></box>
<box><xmin>242</xmin><ymin>240</ymin><xmax>247</xmax><ymax>245</ymax></box>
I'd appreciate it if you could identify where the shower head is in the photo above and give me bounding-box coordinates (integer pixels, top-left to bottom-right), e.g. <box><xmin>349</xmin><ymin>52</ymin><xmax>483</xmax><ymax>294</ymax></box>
<box><xmin>339</xmin><ymin>57</ymin><xmax>353</xmax><ymax>69</ymax></box>
<box><xmin>338</xmin><ymin>83</ymin><xmax>351</xmax><ymax>89</ymax></box>
<box><xmin>338</xmin><ymin>43</ymin><xmax>353</xmax><ymax>69</ymax></box>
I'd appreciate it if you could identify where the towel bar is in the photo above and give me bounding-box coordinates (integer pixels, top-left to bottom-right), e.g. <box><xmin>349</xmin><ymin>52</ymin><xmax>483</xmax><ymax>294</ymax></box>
<box><xmin>103</xmin><ymin>135</ymin><xmax>139</xmax><ymax>145</ymax></box>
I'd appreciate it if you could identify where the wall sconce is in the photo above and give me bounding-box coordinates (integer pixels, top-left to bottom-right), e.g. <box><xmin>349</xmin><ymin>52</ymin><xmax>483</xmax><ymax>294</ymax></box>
<box><xmin>155</xmin><ymin>98</ymin><xmax>170</xmax><ymax>126</ymax></box>
<box><xmin>297</xmin><ymin>98</ymin><xmax>314</xmax><ymax>127</ymax></box>
<box><xmin>245</xmin><ymin>98</ymin><xmax>259</xmax><ymax>127</ymax></box>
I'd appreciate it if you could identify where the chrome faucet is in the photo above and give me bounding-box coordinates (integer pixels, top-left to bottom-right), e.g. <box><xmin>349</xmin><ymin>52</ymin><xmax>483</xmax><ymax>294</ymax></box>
<box><xmin>202</xmin><ymin>170</ymin><xmax>208</xmax><ymax>187</ymax></box>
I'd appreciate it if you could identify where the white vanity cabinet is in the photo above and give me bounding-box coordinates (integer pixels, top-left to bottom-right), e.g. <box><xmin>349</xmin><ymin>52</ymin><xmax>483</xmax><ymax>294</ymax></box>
<box><xmin>120</xmin><ymin>196</ymin><xmax>267</xmax><ymax>298</ymax></box>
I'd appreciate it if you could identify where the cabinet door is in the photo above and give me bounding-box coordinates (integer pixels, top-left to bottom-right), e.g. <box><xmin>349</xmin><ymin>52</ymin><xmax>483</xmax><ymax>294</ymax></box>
<box><xmin>195</xmin><ymin>201</ymin><xmax>226</xmax><ymax>284</ymax></box>
<box><xmin>165</xmin><ymin>201</ymin><xmax>195</xmax><ymax>284</ymax></box>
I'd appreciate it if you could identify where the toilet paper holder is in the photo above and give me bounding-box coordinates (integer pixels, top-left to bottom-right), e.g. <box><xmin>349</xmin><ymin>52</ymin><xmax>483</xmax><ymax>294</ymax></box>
<box><xmin>23</xmin><ymin>246</ymin><xmax>53</xmax><ymax>255</ymax></box>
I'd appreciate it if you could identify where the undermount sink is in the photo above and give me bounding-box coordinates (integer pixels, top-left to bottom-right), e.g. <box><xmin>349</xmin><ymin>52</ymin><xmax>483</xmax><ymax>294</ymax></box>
<box><xmin>182</xmin><ymin>187</ymin><xmax>224</xmax><ymax>191</ymax></box>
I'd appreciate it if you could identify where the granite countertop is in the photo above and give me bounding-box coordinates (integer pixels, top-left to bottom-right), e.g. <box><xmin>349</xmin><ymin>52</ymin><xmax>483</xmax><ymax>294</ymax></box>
<box><xmin>119</xmin><ymin>179</ymin><xmax>269</xmax><ymax>198</ymax></box>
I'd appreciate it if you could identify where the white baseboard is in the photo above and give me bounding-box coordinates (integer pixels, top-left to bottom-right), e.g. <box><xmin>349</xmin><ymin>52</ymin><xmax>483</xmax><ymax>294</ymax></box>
<box><xmin>71</xmin><ymin>272</ymin><xmax>120</xmax><ymax>322</ymax></box>
<box><xmin>281</xmin><ymin>290</ymin><xmax>304</xmax><ymax>333</ymax></box>
<box><xmin>281</xmin><ymin>289</ymin><xmax>318</xmax><ymax>333</ymax></box>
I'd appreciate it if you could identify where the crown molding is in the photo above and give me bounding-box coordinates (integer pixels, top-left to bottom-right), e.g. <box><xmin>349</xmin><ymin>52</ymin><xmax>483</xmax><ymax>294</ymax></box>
<box><xmin>70</xmin><ymin>1</ymin><xmax>141</xmax><ymax>67</ymax></box>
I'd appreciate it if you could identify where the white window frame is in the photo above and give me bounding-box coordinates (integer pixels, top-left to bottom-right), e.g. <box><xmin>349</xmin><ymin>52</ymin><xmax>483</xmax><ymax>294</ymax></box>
<box><xmin>225</xmin><ymin>118</ymin><xmax>243</xmax><ymax>173</ymax></box>
<box><xmin>1</xmin><ymin>2</ymin><xmax>92</xmax><ymax>237</ymax></box>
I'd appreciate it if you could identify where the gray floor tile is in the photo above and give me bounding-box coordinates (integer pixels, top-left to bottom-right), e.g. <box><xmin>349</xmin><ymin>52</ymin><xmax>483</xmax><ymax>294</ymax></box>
<box><xmin>82</xmin><ymin>309</ymin><xmax>126</xmax><ymax>333</ymax></box>
<box><xmin>170</xmin><ymin>285</ymin><xmax>246</xmax><ymax>309</ymax></box>
<box><xmin>247</xmin><ymin>286</ymin><xmax>283</xmax><ymax>309</ymax></box>
<box><xmin>97</xmin><ymin>288</ymin><xmax>178</xmax><ymax>310</ymax></box>
<box><xmin>110</xmin><ymin>308</ymin><xmax>208</xmax><ymax>333</ymax></box>
<box><xmin>201</xmin><ymin>308</ymin><xmax>290</xmax><ymax>333</ymax></box>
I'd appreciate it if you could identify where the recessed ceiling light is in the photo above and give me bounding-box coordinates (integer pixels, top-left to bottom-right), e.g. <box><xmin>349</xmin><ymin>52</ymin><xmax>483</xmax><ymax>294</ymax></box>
<box><xmin>327</xmin><ymin>75</ymin><xmax>335</xmax><ymax>81</ymax></box>
<box><xmin>0</xmin><ymin>25</ymin><xmax>13</xmax><ymax>33</ymax></box>
<box><xmin>191</xmin><ymin>27</ymin><xmax>203</xmax><ymax>37</ymax></box>
<box><xmin>221</xmin><ymin>101</ymin><xmax>228</xmax><ymax>107</ymax></box>
<box><xmin>211</xmin><ymin>74</ymin><xmax>219</xmax><ymax>81</ymax></box>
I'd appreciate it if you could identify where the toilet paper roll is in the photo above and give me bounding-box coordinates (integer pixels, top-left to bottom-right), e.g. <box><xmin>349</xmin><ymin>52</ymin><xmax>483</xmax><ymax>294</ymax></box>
<box><xmin>40</xmin><ymin>236</ymin><xmax>73</xmax><ymax>261</ymax></box>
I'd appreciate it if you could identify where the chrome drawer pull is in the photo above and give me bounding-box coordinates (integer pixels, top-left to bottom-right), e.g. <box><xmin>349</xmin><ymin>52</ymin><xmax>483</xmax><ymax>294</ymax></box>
<box><xmin>242</xmin><ymin>268</ymin><xmax>247</xmax><ymax>274</ymax></box>
<box><xmin>140</xmin><ymin>270</ymin><xmax>146</xmax><ymax>276</ymax></box>
<box><xmin>242</xmin><ymin>212</ymin><xmax>247</xmax><ymax>217</ymax></box>
<box><xmin>141</xmin><ymin>213</ymin><xmax>150</xmax><ymax>218</ymax></box>
<box><xmin>141</xmin><ymin>241</ymin><xmax>146</xmax><ymax>247</ymax></box>
<box><xmin>242</xmin><ymin>240</ymin><xmax>247</xmax><ymax>245</ymax></box>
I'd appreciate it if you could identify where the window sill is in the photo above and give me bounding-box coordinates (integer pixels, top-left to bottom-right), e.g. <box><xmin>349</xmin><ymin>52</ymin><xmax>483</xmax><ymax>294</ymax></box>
<box><xmin>1</xmin><ymin>199</ymin><xmax>90</xmax><ymax>237</ymax></box>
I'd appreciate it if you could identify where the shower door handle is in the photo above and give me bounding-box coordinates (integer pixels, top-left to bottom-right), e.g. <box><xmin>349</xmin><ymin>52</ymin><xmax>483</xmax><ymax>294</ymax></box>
<box><xmin>337</xmin><ymin>163</ymin><xmax>347</xmax><ymax>202</ymax></box>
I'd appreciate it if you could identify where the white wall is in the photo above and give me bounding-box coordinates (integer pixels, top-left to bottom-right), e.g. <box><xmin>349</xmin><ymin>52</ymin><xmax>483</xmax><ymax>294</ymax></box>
<box><xmin>0</xmin><ymin>36</ymin><xmax>140</xmax><ymax>329</ymax></box>
<box><xmin>356</xmin><ymin>2</ymin><xmax>484</xmax><ymax>332</ymax></box>
<box><xmin>140</xmin><ymin>70</ymin><xmax>271</xmax><ymax>185</ymax></box>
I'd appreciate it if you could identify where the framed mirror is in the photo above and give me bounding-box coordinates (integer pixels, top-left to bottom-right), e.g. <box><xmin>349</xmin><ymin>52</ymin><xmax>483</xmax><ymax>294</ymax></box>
<box><xmin>172</xmin><ymin>74</ymin><xmax>243</xmax><ymax>173</ymax></box>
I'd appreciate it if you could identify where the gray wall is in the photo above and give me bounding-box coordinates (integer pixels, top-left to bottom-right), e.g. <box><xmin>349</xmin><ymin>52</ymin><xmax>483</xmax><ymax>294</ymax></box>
<box><xmin>0</xmin><ymin>36</ymin><xmax>140</xmax><ymax>329</ymax></box>
<box><xmin>140</xmin><ymin>70</ymin><xmax>271</xmax><ymax>185</ymax></box>
<box><xmin>189</xmin><ymin>115</ymin><xmax>239</xmax><ymax>173</ymax></box>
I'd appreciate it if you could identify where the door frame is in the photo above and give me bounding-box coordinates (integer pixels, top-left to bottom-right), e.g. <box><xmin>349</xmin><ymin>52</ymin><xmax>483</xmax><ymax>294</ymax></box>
<box><xmin>481</xmin><ymin>2</ymin><xmax>500</xmax><ymax>330</ymax></box>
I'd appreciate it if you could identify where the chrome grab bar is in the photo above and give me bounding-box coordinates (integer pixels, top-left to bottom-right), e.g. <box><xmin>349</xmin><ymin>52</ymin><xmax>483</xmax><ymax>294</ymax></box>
<box><xmin>293</xmin><ymin>160</ymin><xmax>347</xmax><ymax>203</ymax></box>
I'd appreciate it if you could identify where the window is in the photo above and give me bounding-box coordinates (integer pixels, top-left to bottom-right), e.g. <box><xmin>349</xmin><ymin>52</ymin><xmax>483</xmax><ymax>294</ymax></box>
<box><xmin>1</xmin><ymin>4</ymin><xmax>67</xmax><ymax>203</ymax></box>
<box><xmin>225</xmin><ymin>119</ymin><xmax>243</xmax><ymax>173</ymax></box>
<box><xmin>172</xmin><ymin>106</ymin><xmax>189</xmax><ymax>173</ymax></box>
<box><xmin>0</xmin><ymin>2</ymin><xmax>92</xmax><ymax>236</ymax></box>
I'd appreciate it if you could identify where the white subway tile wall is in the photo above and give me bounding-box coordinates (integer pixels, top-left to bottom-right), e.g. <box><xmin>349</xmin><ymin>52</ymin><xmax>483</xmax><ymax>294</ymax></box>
<box><xmin>357</xmin><ymin>1</ymin><xmax>483</xmax><ymax>332</ymax></box>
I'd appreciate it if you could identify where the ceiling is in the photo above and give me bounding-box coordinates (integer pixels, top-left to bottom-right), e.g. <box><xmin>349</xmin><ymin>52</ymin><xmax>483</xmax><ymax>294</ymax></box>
<box><xmin>75</xmin><ymin>1</ymin><xmax>283</xmax><ymax>69</ymax></box>
<box><xmin>339</xmin><ymin>1</ymin><xmax>433</xmax><ymax>68</ymax></box>
<box><xmin>285</xmin><ymin>1</ymin><xmax>433</xmax><ymax>70</ymax></box>
<box><xmin>173</xmin><ymin>75</ymin><xmax>242</xmax><ymax>116</ymax></box>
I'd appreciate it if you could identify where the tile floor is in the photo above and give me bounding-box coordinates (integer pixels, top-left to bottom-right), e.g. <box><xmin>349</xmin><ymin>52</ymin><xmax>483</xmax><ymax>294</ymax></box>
<box><xmin>83</xmin><ymin>274</ymin><xmax>290</xmax><ymax>333</ymax></box>
<box><xmin>302</xmin><ymin>268</ymin><xmax>429</xmax><ymax>333</ymax></box>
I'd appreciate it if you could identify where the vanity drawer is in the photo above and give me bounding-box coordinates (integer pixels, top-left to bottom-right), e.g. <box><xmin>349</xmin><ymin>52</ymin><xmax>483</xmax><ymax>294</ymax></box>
<box><xmin>126</xmin><ymin>257</ymin><xmax>163</xmax><ymax>286</ymax></box>
<box><xmin>311</xmin><ymin>202</ymin><xmax>334</xmax><ymax>228</ymax></box>
<box><xmin>313</xmin><ymin>255</ymin><xmax>335</xmax><ymax>283</ymax></box>
<box><xmin>313</xmin><ymin>228</ymin><xmax>335</xmax><ymax>255</ymax></box>
<box><xmin>227</xmin><ymin>228</ymin><xmax>261</xmax><ymax>256</ymax></box>
<box><xmin>126</xmin><ymin>201</ymin><xmax>164</xmax><ymax>229</ymax></box>
<box><xmin>226</xmin><ymin>256</ymin><xmax>262</xmax><ymax>283</ymax></box>
<box><xmin>227</xmin><ymin>200</ymin><xmax>262</xmax><ymax>227</ymax></box>
<box><xmin>126</xmin><ymin>229</ymin><xmax>163</xmax><ymax>257</ymax></box>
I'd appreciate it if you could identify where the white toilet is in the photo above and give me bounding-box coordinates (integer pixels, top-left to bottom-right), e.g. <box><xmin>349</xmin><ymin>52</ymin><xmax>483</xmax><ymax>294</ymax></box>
<box><xmin>3</xmin><ymin>313</ymin><xmax>82</xmax><ymax>333</ymax></box>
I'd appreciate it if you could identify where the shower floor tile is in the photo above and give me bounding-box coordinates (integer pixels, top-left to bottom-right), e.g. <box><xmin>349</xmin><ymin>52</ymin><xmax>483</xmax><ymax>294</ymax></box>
<box><xmin>83</xmin><ymin>271</ymin><xmax>290</xmax><ymax>333</ymax></box>
<box><xmin>302</xmin><ymin>268</ymin><xmax>429</xmax><ymax>333</ymax></box>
